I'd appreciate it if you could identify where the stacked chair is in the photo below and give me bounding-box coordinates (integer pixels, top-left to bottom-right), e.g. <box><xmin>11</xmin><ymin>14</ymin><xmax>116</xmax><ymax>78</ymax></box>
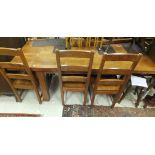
<box><xmin>66</xmin><ymin>37</ymin><xmax>104</xmax><ymax>49</ymax></box>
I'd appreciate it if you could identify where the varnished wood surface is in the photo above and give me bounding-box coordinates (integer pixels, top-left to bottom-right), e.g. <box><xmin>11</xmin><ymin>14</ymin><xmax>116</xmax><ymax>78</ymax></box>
<box><xmin>111</xmin><ymin>44</ymin><xmax>127</xmax><ymax>53</ymax></box>
<box><xmin>12</xmin><ymin>41</ymin><xmax>155</xmax><ymax>74</ymax></box>
<box><xmin>10</xmin><ymin>41</ymin><xmax>155</xmax><ymax>102</ymax></box>
<box><xmin>56</xmin><ymin>49</ymin><xmax>94</xmax><ymax>105</ymax></box>
<box><xmin>35</xmin><ymin>72</ymin><xmax>50</xmax><ymax>101</ymax></box>
<box><xmin>90</xmin><ymin>53</ymin><xmax>142</xmax><ymax>108</ymax></box>
<box><xmin>0</xmin><ymin>47</ymin><xmax>42</xmax><ymax>103</ymax></box>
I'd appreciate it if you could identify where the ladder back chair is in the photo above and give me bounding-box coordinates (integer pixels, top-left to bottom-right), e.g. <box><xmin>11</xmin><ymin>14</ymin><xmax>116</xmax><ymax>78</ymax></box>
<box><xmin>0</xmin><ymin>48</ymin><xmax>42</xmax><ymax>104</ymax></box>
<box><xmin>70</xmin><ymin>37</ymin><xmax>104</xmax><ymax>48</ymax></box>
<box><xmin>56</xmin><ymin>49</ymin><xmax>94</xmax><ymax>105</ymax></box>
<box><xmin>91</xmin><ymin>53</ymin><xmax>142</xmax><ymax>108</ymax></box>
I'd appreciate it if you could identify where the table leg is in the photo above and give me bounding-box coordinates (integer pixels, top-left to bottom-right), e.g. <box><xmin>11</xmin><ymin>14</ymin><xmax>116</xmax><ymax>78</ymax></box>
<box><xmin>65</xmin><ymin>37</ymin><xmax>69</xmax><ymax>49</ymax></box>
<box><xmin>35</xmin><ymin>72</ymin><xmax>50</xmax><ymax>101</ymax></box>
<box><xmin>135</xmin><ymin>87</ymin><xmax>144</xmax><ymax>107</ymax></box>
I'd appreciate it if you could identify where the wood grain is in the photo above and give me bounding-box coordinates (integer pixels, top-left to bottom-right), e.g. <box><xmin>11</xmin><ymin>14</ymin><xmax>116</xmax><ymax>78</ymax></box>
<box><xmin>11</xmin><ymin>41</ymin><xmax>155</xmax><ymax>74</ymax></box>
<box><xmin>0</xmin><ymin>48</ymin><xmax>42</xmax><ymax>104</ymax></box>
<box><xmin>111</xmin><ymin>44</ymin><xmax>127</xmax><ymax>53</ymax></box>
<box><xmin>10</xmin><ymin>41</ymin><xmax>155</xmax><ymax>102</ymax></box>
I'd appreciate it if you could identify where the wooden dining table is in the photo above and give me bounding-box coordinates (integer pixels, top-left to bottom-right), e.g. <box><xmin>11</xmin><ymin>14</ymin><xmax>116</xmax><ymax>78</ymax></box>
<box><xmin>12</xmin><ymin>41</ymin><xmax>155</xmax><ymax>101</ymax></box>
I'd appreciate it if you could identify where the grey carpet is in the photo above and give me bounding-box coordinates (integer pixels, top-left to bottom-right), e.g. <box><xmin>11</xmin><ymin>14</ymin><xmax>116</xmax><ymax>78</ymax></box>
<box><xmin>32</xmin><ymin>39</ymin><xmax>142</xmax><ymax>54</ymax></box>
<box><xmin>101</xmin><ymin>45</ymin><xmax>115</xmax><ymax>53</ymax></box>
<box><xmin>122</xmin><ymin>42</ymin><xmax>142</xmax><ymax>54</ymax></box>
<box><xmin>32</xmin><ymin>39</ymin><xmax>66</xmax><ymax>50</ymax></box>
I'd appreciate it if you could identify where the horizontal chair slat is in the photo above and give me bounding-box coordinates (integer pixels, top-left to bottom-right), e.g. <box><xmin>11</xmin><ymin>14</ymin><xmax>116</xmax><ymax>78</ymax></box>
<box><xmin>58</xmin><ymin>50</ymin><xmax>92</xmax><ymax>58</ymax></box>
<box><xmin>96</xmin><ymin>90</ymin><xmax>119</xmax><ymax>94</ymax></box>
<box><xmin>62</xmin><ymin>76</ymin><xmax>87</xmax><ymax>82</ymax></box>
<box><xmin>0</xmin><ymin>62</ymin><xmax>25</xmax><ymax>69</ymax></box>
<box><xmin>0</xmin><ymin>48</ymin><xmax>21</xmax><ymax>56</ymax></box>
<box><xmin>103</xmin><ymin>53</ymin><xmax>142</xmax><ymax>61</ymax></box>
<box><xmin>6</xmin><ymin>73</ymin><xmax>31</xmax><ymax>80</ymax></box>
<box><xmin>102</xmin><ymin>69</ymin><xmax>131</xmax><ymax>75</ymax></box>
<box><xmin>61</xmin><ymin>66</ymin><xmax>88</xmax><ymax>72</ymax></box>
<box><xmin>98</xmin><ymin>79</ymin><xmax>124</xmax><ymax>85</ymax></box>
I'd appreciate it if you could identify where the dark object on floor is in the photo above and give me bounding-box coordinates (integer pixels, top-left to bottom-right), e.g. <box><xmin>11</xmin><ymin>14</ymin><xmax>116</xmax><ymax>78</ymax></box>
<box><xmin>0</xmin><ymin>113</ymin><xmax>42</xmax><ymax>117</ymax></box>
<box><xmin>122</xmin><ymin>42</ymin><xmax>142</xmax><ymax>54</ymax></box>
<box><xmin>63</xmin><ymin>105</ymin><xmax>155</xmax><ymax>117</ymax></box>
<box><xmin>101</xmin><ymin>45</ymin><xmax>115</xmax><ymax>53</ymax></box>
<box><xmin>135</xmin><ymin>37</ymin><xmax>154</xmax><ymax>55</ymax></box>
<box><xmin>144</xmin><ymin>95</ymin><xmax>155</xmax><ymax>108</ymax></box>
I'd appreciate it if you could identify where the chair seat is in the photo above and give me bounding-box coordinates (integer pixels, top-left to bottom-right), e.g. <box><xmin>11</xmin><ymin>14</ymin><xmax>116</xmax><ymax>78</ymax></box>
<box><xmin>96</xmin><ymin>85</ymin><xmax>120</xmax><ymax>91</ymax></box>
<box><xmin>63</xmin><ymin>82</ymin><xmax>85</xmax><ymax>92</ymax></box>
<box><xmin>71</xmin><ymin>47</ymin><xmax>97</xmax><ymax>51</ymax></box>
<box><xmin>62</xmin><ymin>76</ymin><xmax>87</xmax><ymax>82</ymax></box>
<box><xmin>13</xmin><ymin>79</ymin><xmax>33</xmax><ymax>89</ymax></box>
<box><xmin>91</xmin><ymin>76</ymin><xmax>120</xmax><ymax>94</ymax></box>
<box><xmin>95</xmin><ymin>85</ymin><xmax>120</xmax><ymax>94</ymax></box>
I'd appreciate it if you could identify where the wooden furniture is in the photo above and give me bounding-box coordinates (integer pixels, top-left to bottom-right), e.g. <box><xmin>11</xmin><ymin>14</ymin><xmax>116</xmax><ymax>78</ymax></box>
<box><xmin>56</xmin><ymin>49</ymin><xmax>94</xmax><ymax>105</ymax></box>
<box><xmin>134</xmin><ymin>76</ymin><xmax>153</xmax><ymax>107</ymax></box>
<box><xmin>11</xmin><ymin>41</ymin><xmax>155</xmax><ymax>102</ymax></box>
<box><xmin>0</xmin><ymin>37</ymin><xmax>27</xmax><ymax>95</ymax></box>
<box><xmin>135</xmin><ymin>77</ymin><xmax>155</xmax><ymax>108</ymax></box>
<box><xmin>0</xmin><ymin>48</ymin><xmax>42</xmax><ymax>103</ymax></box>
<box><xmin>65</xmin><ymin>37</ymin><xmax>69</xmax><ymax>49</ymax></box>
<box><xmin>119</xmin><ymin>75</ymin><xmax>153</xmax><ymax>107</ymax></box>
<box><xmin>90</xmin><ymin>53</ymin><xmax>142</xmax><ymax>108</ymax></box>
<box><xmin>66</xmin><ymin>37</ymin><xmax>133</xmax><ymax>49</ymax></box>
<box><xmin>143</xmin><ymin>80</ymin><xmax>155</xmax><ymax>108</ymax></box>
<box><xmin>69</xmin><ymin>37</ymin><xmax>104</xmax><ymax>48</ymax></box>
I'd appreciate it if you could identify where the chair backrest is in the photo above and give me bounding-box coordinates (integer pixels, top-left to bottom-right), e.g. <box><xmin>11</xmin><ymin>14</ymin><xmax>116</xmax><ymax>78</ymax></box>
<box><xmin>56</xmin><ymin>49</ymin><xmax>94</xmax><ymax>89</ymax></box>
<box><xmin>70</xmin><ymin>37</ymin><xmax>104</xmax><ymax>48</ymax></box>
<box><xmin>0</xmin><ymin>47</ymin><xmax>35</xmax><ymax>83</ymax></box>
<box><xmin>94</xmin><ymin>53</ymin><xmax>142</xmax><ymax>94</ymax></box>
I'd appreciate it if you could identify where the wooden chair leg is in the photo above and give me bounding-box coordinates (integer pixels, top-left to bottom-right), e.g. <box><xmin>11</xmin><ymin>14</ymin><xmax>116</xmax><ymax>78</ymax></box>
<box><xmin>111</xmin><ymin>94</ymin><xmax>121</xmax><ymax>108</ymax></box>
<box><xmin>15</xmin><ymin>95</ymin><xmax>22</xmax><ymax>102</ymax></box>
<box><xmin>83</xmin><ymin>90</ymin><xmax>88</xmax><ymax>105</ymax></box>
<box><xmin>61</xmin><ymin>90</ymin><xmax>65</xmax><ymax>106</ymax></box>
<box><xmin>15</xmin><ymin>89</ymin><xmax>24</xmax><ymax>102</ymax></box>
<box><xmin>91</xmin><ymin>92</ymin><xmax>96</xmax><ymax>106</ymax></box>
<box><xmin>11</xmin><ymin>88</ymin><xmax>22</xmax><ymax>102</ymax></box>
<box><xmin>135</xmin><ymin>87</ymin><xmax>144</xmax><ymax>108</ymax></box>
<box><xmin>65</xmin><ymin>38</ymin><xmax>69</xmax><ymax>49</ymax></box>
<box><xmin>35</xmin><ymin>72</ymin><xmax>50</xmax><ymax>101</ymax></box>
<box><xmin>34</xmin><ymin>86</ymin><xmax>42</xmax><ymax>104</ymax></box>
<box><xmin>118</xmin><ymin>85</ymin><xmax>131</xmax><ymax>103</ymax></box>
<box><xmin>111</xmin><ymin>99</ymin><xmax>116</xmax><ymax>108</ymax></box>
<box><xmin>88</xmin><ymin>87</ymin><xmax>92</xmax><ymax>102</ymax></box>
<box><xmin>134</xmin><ymin>86</ymin><xmax>139</xmax><ymax>95</ymax></box>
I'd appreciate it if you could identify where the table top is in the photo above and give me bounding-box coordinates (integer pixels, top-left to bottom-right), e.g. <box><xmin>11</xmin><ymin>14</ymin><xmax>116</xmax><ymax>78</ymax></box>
<box><xmin>12</xmin><ymin>41</ymin><xmax>155</xmax><ymax>74</ymax></box>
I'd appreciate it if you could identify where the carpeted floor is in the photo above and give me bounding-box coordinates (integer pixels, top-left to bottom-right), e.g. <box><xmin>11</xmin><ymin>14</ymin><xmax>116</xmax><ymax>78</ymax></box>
<box><xmin>31</xmin><ymin>38</ymin><xmax>142</xmax><ymax>54</ymax></box>
<box><xmin>63</xmin><ymin>105</ymin><xmax>155</xmax><ymax>117</ymax></box>
<box><xmin>32</xmin><ymin>38</ymin><xmax>66</xmax><ymax>50</ymax></box>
